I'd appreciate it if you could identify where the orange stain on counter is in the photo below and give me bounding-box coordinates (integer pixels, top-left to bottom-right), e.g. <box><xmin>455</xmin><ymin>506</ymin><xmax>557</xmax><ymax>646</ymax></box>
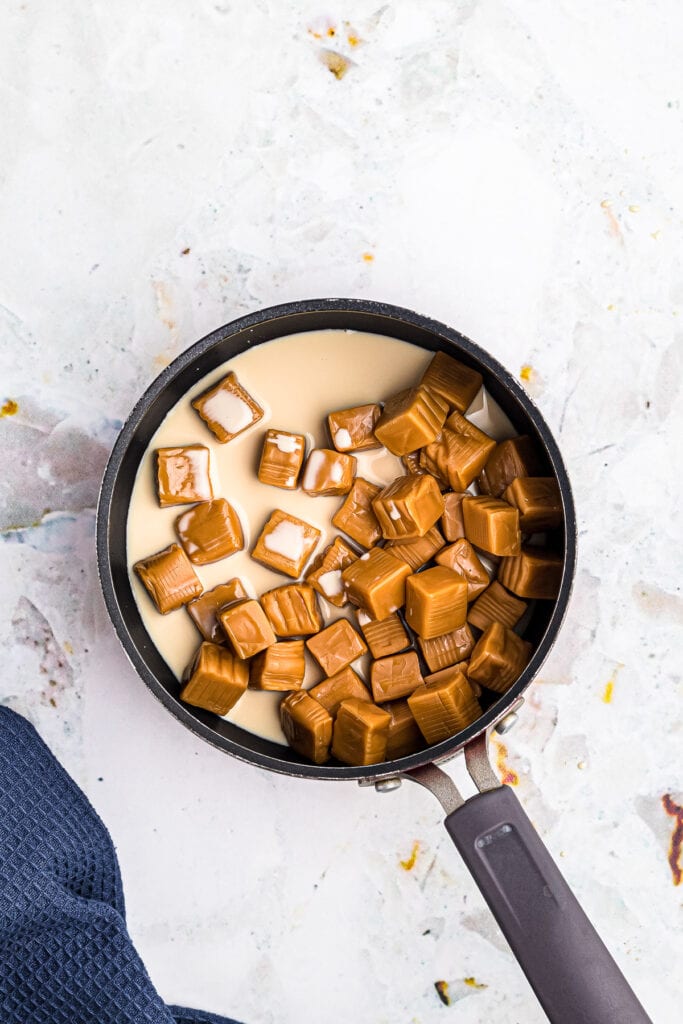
<box><xmin>602</xmin><ymin>663</ymin><xmax>623</xmax><ymax>703</ymax></box>
<box><xmin>434</xmin><ymin>981</ymin><xmax>450</xmax><ymax>1006</ymax></box>
<box><xmin>1</xmin><ymin>399</ymin><xmax>18</xmax><ymax>417</ymax></box>
<box><xmin>520</xmin><ymin>364</ymin><xmax>534</xmax><ymax>382</ymax></box>
<box><xmin>400</xmin><ymin>840</ymin><xmax>420</xmax><ymax>871</ymax></box>
<box><xmin>464</xmin><ymin>977</ymin><xmax>487</xmax><ymax>989</ymax></box>
<box><xmin>662</xmin><ymin>794</ymin><xmax>683</xmax><ymax>886</ymax></box>
<box><xmin>493</xmin><ymin>739</ymin><xmax>519</xmax><ymax>786</ymax></box>
<box><xmin>362</xmin><ymin>252</ymin><xmax>374</xmax><ymax>262</ymax></box>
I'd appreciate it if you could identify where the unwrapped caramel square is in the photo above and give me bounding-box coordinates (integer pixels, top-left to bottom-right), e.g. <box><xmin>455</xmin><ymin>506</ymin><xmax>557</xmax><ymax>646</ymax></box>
<box><xmin>356</xmin><ymin>610</ymin><xmax>410</xmax><ymax>658</ymax></box>
<box><xmin>420</xmin><ymin>428</ymin><xmax>495</xmax><ymax>492</ymax></box>
<box><xmin>309</xmin><ymin>666</ymin><xmax>372</xmax><ymax>718</ymax></box>
<box><xmin>435</xmin><ymin>539</ymin><xmax>490</xmax><ymax>600</ymax></box>
<box><xmin>372</xmin><ymin>473</ymin><xmax>444</xmax><ymax>541</ymax></box>
<box><xmin>280</xmin><ymin>691</ymin><xmax>333</xmax><ymax>764</ymax></box>
<box><xmin>385</xmin><ymin>525</ymin><xmax>445</xmax><ymax>570</ymax></box>
<box><xmin>441</xmin><ymin>491</ymin><xmax>468</xmax><ymax>542</ymax></box>
<box><xmin>305</xmin><ymin>536</ymin><xmax>358</xmax><ymax>607</ymax></box>
<box><xmin>218</xmin><ymin>599</ymin><xmax>276</xmax><ymax>659</ymax></box>
<box><xmin>257</xmin><ymin>430</ymin><xmax>306</xmax><ymax>490</ymax></box>
<box><xmin>332</xmin><ymin>698</ymin><xmax>391</xmax><ymax>766</ymax></box>
<box><xmin>467</xmin><ymin>580</ymin><xmax>527</xmax><ymax>632</ymax></box>
<box><xmin>328</xmin><ymin>404</ymin><xmax>381</xmax><ymax>452</ymax></box>
<box><xmin>408</xmin><ymin>668</ymin><xmax>482</xmax><ymax>745</ymax></box>
<box><xmin>134</xmin><ymin>544</ymin><xmax>203</xmax><ymax>614</ymax></box>
<box><xmin>261</xmin><ymin>584</ymin><xmax>322</xmax><ymax>636</ymax></box>
<box><xmin>251</xmin><ymin>509</ymin><xmax>321</xmax><ymax>578</ymax></box>
<box><xmin>302</xmin><ymin>448</ymin><xmax>356</xmax><ymax>496</ymax></box>
<box><xmin>502</xmin><ymin>477</ymin><xmax>563</xmax><ymax>533</ymax></box>
<box><xmin>417</xmin><ymin>623</ymin><xmax>475</xmax><ymax>673</ymax></box>
<box><xmin>374</xmin><ymin>386</ymin><xmax>448</xmax><ymax>456</ymax></box>
<box><xmin>498</xmin><ymin>546</ymin><xmax>563</xmax><ymax>600</ymax></box>
<box><xmin>342</xmin><ymin>547</ymin><xmax>411</xmax><ymax>620</ymax></box>
<box><xmin>249</xmin><ymin>640</ymin><xmax>306</xmax><ymax>691</ymax></box>
<box><xmin>420</xmin><ymin>351</ymin><xmax>483</xmax><ymax>413</ymax></box>
<box><xmin>477</xmin><ymin>436</ymin><xmax>542</xmax><ymax>497</ymax></box>
<box><xmin>187</xmin><ymin>578</ymin><xmax>248</xmax><ymax>642</ymax></box>
<box><xmin>380</xmin><ymin>699</ymin><xmax>424</xmax><ymax>759</ymax></box>
<box><xmin>332</xmin><ymin>478</ymin><xmax>382</xmax><ymax>548</ymax></box>
<box><xmin>306</xmin><ymin>619</ymin><xmax>367</xmax><ymax>677</ymax></box>
<box><xmin>180</xmin><ymin>641</ymin><xmax>249</xmax><ymax>716</ymax></box>
<box><xmin>467</xmin><ymin>622</ymin><xmax>532</xmax><ymax>693</ymax></box>
<box><xmin>405</xmin><ymin>566</ymin><xmax>468</xmax><ymax>639</ymax></box>
<box><xmin>462</xmin><ymin>496</ymin><xmax>521</xmax><ymax>556</ymax></box>
<box><xmin>156</xmin><ymin>445</ymin><xmax>213</xmax><ymax>507</ymax></box>
<box><xmin>191</xmin><ymin>371</ymin><xmax>263</xmax><ymax>443</ymax></box>
<box><xmin>370</xmin><ymin>650</ymin><xmax>423</xmax><ymax>702</ymax></box>
<box><xmin>175</xmin><ymin>498</ymin><xmax>244</xmax><ymax>565</ymax></box>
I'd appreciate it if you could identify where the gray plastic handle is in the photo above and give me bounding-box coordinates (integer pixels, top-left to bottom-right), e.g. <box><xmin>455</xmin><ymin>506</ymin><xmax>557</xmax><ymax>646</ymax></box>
<box><xmin>445</xmin><ymin>786</ymin><xmax>651</xmax><ymax>1023</ymax></box>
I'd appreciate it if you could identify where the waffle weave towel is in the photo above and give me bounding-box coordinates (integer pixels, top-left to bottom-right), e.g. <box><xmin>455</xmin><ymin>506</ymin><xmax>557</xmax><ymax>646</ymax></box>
<box><xmin>0</xmin><ymin>707</ymin><xmax>241</xmax><ymax>1024</ymax></box>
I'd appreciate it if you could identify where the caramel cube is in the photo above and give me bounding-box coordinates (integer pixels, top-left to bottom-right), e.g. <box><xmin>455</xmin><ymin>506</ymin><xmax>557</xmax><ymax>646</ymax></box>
<box><xmin>328</xmin><ymin>404</ymin><xmax>381</xmax><ymax>452</ymax></box>
<box><xmin>408</xmin><ymin>668</ymin><xmax>482</xmax><ymax>745</ymax></box>
<box><xmin>370</xmin><ymin>650</ymin><xmax>423</xmax><ymax>702</ymax></box>
<box><xmin>332</xmin><ymin>478</ymin><xmax>382</xmax><ymax>548</ymax></box>
<box><xmin>381</xmin><ymin>699</ymin><xmax>424</xmax><ymax>759</ymax></box>
<box><xmin>424</xmin><ymin>662</ymin><xmax>482</xmax><ymax>700</ymax></box>
<box><xmin>498</xmin><ymin>546</ymin><xmax>564</xmax><ymax>600</ymax></box>
<box><xmin>309</xmin><ymin>666</ymin><xmax>372</xmax><ymax>718</ymax></box>
<box><xmin>306</xmin><ymin>619</ymin><xmax>367</xmax><ymax>677</ymax></box>
<box><xmin>374</xmin><ymin>386</ymin><xmax>448</xmax><ymax>457</ymax></box>
<box><xmin>342</xmin><ymin>547</ymin><xmax>411</xmax><ymax>620</ymax></box>
<box><xmin>478</xmin><ymin>436</ymin><xmax>542</xmax><ymax>497</ymax></box>
<box><xmin>385</xmin><ymin>525</ymin><xmax>445</xmax><ymax>570</ymax></box>
<box><xmin>420</xmin><ymin>351</ymin><xmax>483</xmax><ymax>413</ymax></box>
<box><xmin>467</xmin><ymin>580</ymin><xmax>528</xmax><ymax>632</ymax></box>
<box><xmin>503</xmin><ymin>477</ymin><xmax>563</xmax><ymax>532</ymax></box>
<box><xmin>441</xmin><ymin>491</ymin><xmax>468</xmax><ymax>542</ymax></box>
<box><xmin>249</xmin><ymin>640</ymin><xmax>305</xmax><ymax>691</ymax></box>
<box><xmin>305</xmin><ymin>536</ymin><xmax>358</xmax><ymax>607</ymax></box>
<box><xmin>356</xmin><ymin>610</ymin><xmax>410</xmax><ymax>659</ymax></box>
<box><xmin>467</xmin><ymin>622</ymin><xmax>532</xmax><ymax>693</ymax></box>
<box><xmin>417</xmin><ymin>623</ymin><xmax>475</xmax><ymax>673</ymax></box>
<box><xmin>175</xmin><ymin>498</ymin><xmax>244</xmax><ymax>565</ymax></box>
<box><xmin>462</xmin><ymin>496</ymin><xmax>521</xmax><ymax>556</ymax></box>
<box><xmin>186</xmin><ymin>578</ymin><xmax>248</xmax><ymax>642</ymax></box>
<box><xmin>280</xmin><ymin>691</ymin><xmax>333</xmax><ymax>764</ymax></box>
<box><xmin>134</xmin><ymin>544</ymin><xmax>202</xmax><ymax>614</ymax></box>
<box><xmin>302</xmin><ymin>448</ymin><xmax>356</xmax><ymax>496</ymax></box>
<box><xmin>420</xmin><ymin>428</ymin><xmax>495</xmax><ymax>492</ymax></box>
<box><xmin>435</xmin><ymin>539</ymin><xmax>490</xmax><ymax>600</ymax></box>
<box><xmin>332</xmin><ymin>699</ymin><xmax>391</xmax><ymax>767</ymax></box>
<box><xmin>401</xmin><ymin>451</ymin><xmax>422</xmax><ymax>475</ymax></box>
<box><xmin>180</xmin><ymin>642</ymin><xmax>249</xmax><ymax>716</ymax></box>
<box><xmin>191</xmin><ymin>371</ymin><xmax>263</xmax><ymax>443</ymax></box>
<box><xmin>251</xmin><ymin>509</ymin><xmax>321</xmax><ymax>578</ymax></box>
<box><xmin>218</xmin><ymin>599</ymin><xmax>275</xmax><ymax>659</ymax></box>
<box><xmin>261</xmin><ymin>584</ymin><xmax>322</xmax><ymax>636</ymax></box>
<box><xmin>156</xmin><ymin>445</ymin><xmax>213</xmax><ymax>507</ymax></box>
<box><xmin>405</xmin><ymin>566</ymin><xmax>468</xmax><ymax>639</ymax></box>
<box><xmin>257</xmin><ymin>430</ymin><xmax>306</xmax><ymax>490</ymax></box>
<box><xmin>372</xmin><ymin>473</ymin><xmax>444</xmax><ymax>541</ymax></box>
<box><xmin>444</xmin><ymin>408</ymin><xmax>495</xmax><ymax>445</ymax></box>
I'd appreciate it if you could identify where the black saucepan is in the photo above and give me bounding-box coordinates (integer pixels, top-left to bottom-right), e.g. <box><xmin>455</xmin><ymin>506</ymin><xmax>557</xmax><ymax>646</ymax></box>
<box><xmin>97</xmin><ymin>299</ymin><xmax>650</xmax><ymax>1024</ymax></box>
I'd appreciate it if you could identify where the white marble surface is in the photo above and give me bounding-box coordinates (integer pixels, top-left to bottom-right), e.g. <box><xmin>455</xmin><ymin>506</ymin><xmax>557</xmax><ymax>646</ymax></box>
<box><xmin>1</xmin><ymin>1</ymin><xmax>682</xmax><ymax>1021</ymax></box>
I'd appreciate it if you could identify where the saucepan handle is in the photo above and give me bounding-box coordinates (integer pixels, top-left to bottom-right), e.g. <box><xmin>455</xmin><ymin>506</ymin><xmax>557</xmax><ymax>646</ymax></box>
<box><xmin>444</xmin><ymin>785</ymin><xmax>651</xmax><ymax>1023</ymax></box>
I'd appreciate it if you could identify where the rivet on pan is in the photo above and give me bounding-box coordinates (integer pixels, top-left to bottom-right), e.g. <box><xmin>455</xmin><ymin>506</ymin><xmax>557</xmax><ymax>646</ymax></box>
<box><xmin>495</xmin><ymin>712</ymin><xmax>519</xmax><ymax>735</ymax></box>
<box><xmin>375</xmin><ymin>777</ymin><xmax>402</xmax><ymax>793</ymax></box>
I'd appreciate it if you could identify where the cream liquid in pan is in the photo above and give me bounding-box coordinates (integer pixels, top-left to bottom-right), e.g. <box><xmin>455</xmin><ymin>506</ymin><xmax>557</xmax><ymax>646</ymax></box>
<box><xmin>126</xmin><ymin>330</ymin><xmax>515</xmax><ymax>744</ymax></box>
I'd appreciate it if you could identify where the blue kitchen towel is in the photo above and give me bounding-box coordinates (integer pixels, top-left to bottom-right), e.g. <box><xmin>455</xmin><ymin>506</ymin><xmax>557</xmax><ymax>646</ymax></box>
<box><xmin>0</xmin><ymin>707</ymin><xmax>242</xmax><ymax>1024</ymax></box>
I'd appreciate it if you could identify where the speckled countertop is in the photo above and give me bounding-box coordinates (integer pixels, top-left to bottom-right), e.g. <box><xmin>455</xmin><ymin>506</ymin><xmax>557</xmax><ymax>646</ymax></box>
<box><xmin>1</xmin><ymin>2</ymin><xmax>681</xmax><ymax>1021</ymax></box>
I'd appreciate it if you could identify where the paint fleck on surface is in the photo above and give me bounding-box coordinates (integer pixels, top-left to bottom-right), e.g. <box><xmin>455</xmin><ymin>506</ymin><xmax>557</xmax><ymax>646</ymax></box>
<box><xmin>602</xmin><ymin>663</ymin><xmax>623</xmax><ymax>703</ymax></box>
<box><xmin>600</xmin><ymin>198</ymin><xmax>623</xmax><ymax>241</ymax></box>
<box><xmin>362</xmin><ymin>251</ymin><xmax>374</xmax><ymax>262</ymax></box>
<box><xmin>494</xmin><ymin>739</ymin><xmax>519</xmax><ymax>785</ymax></box>
<box><xmin>181</xmin><ymin>247</ymin><xmax>191</xmax><ymax>255</ymax></box>
<box><xmin>662</xmin><ymin>794</ymin><xmax>683</xmax><ymax>885</ymax></box>
<box><xmin>520</xmin><ymin>364</ymin><xmax>534</xmax><ymax>382</ymax></box>
<box><xmin>400</xmin><ymin>840</ymin><xmax>420</xmax><ymax>871</ymax></box>
<box><xmin>1</xmin><ymin>399</ymin><xmax>18</xmax><ymax>417</ymax></box>
<box><xmin>320</xmin><ymin>50</ymin><xmax>351</xmax><ymax>79</ymax></box>
<box><xmin>434</xmin><ymin>980</ymin><xmax>450</xmax><ymax>1006</ymax></box>
<box><xmin>464</xmin><ymin>977</ymin><xmax>487</xmax><ymax>989</ymax></box>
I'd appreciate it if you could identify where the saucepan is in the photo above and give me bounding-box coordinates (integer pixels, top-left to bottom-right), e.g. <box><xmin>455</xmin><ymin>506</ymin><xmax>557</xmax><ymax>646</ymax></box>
<box><xmin>97</xmin><ymin>298</ymin><xmax>650</xmax><ymax>1024</ymax></box>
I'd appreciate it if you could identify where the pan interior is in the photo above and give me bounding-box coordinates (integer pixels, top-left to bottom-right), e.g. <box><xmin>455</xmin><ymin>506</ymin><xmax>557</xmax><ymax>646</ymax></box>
<box><xmin>99</xmin><ymin>301</ymin><xmax>575</xmax><ymax>780</ymax></box>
